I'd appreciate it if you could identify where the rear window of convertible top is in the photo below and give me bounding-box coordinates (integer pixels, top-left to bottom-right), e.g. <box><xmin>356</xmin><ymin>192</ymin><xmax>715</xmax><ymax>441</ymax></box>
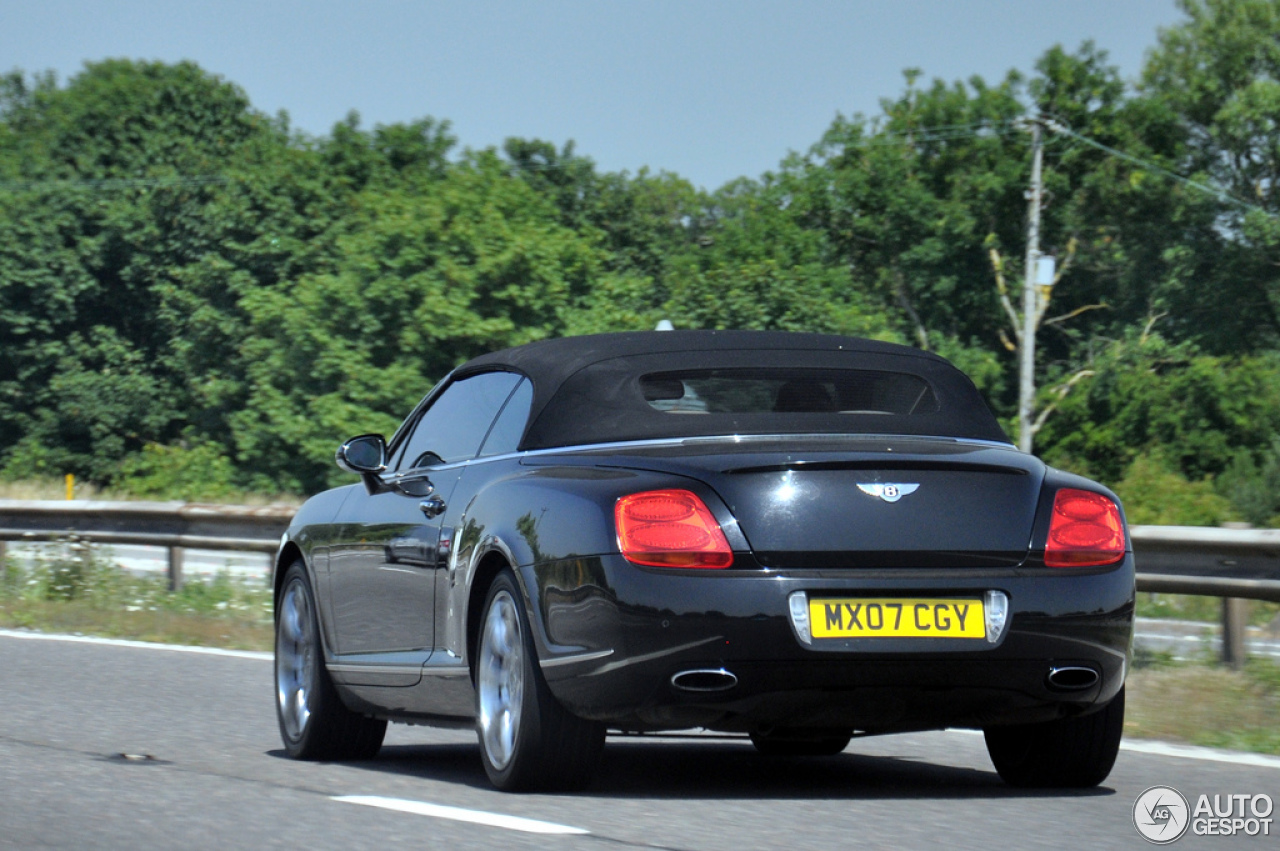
<box><xmin>639</xmin><ymin>368</ymin><xmax>939</xmax><ymax>415</ymax></box>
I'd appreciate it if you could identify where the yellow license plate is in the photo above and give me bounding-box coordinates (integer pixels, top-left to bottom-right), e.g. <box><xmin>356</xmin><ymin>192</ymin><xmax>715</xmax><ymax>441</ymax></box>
<box><xmin>809</xmin><ymin>598</ymin><xmax>985</xmax><ymax>639</ymax></box>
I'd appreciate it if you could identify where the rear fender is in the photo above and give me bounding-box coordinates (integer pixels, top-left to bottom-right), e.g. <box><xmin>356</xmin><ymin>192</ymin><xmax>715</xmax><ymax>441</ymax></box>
<box><xmin>448</xmin><ymin>465</ymin><xmax>738</xmax><ymax>663</ymax></box>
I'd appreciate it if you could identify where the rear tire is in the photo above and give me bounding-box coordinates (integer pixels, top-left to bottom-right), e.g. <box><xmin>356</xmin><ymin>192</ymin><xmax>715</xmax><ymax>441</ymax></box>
<box><xmin>750</xmin><ymin>728</ymin><xmax>852</xmax><ymax>757</ymax></box>
<box><xmin>275</xmin><ymin>561</ymin><xmax>386</xmax><ymax>761</ymax></box>
<box><xmin>984</xmin><ymin>686</ymin><xmax>1125</xmax><ymax>788</ymax></box>
<box><xmin>475</xmin><ymin>570</ymin><xmax>605</xmax><ymax>791</ymax></box>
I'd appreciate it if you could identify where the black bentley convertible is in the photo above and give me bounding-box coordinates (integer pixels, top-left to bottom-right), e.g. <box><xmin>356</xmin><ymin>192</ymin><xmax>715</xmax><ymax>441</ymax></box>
<box><xmin>273</xmin><ymin>330</ymin><xmax>1133</xmax><ymax>791</ymax></box>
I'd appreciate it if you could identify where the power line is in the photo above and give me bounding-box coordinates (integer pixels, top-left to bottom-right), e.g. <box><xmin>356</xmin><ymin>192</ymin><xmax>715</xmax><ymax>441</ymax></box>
<box><xmin>1042</xmin><ymin>119</ymin><xmax>1270</xmax><ymax>216</ymax></box>
<box><xmin>827</xmin><ymin>114</ymin><xmax>1271</xmax><ymax>216</ymax></box>
<box><xmin>838</xmin><ymin>120</ymin><xmax>1021</xmax><ymax>148</ymax></box>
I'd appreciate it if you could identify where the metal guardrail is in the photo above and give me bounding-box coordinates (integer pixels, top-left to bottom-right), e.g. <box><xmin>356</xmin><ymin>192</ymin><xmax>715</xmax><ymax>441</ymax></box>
<box><xmin>1130</xmin><ymin>525</ymin><xmax>1280</xmax><ymax>667</ymax></box>
<box><xmin>1131</xmin><ymin>525</ymin><xmax>1280</xmax><ymax>602</ymax></box>
<box><xmin>0</xmin><ymin>502</ymin><xmax>1276</xmax><ymax>662</ymax></box>
<box><xmin>0</xmin><ymin>499</ymin><xmax>292</xmax><ymax>590</ymax></box>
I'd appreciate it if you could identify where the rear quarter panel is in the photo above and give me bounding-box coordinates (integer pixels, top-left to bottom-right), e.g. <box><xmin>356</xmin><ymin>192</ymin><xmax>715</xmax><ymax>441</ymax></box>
<box><xmin>448</xmin><ymin>462</ymin><xmax>733</xmax><ymax>663</ymax></box>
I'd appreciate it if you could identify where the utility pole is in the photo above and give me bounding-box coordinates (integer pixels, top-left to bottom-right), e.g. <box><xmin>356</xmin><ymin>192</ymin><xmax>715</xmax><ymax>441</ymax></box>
<box><xmin>1018</xmin><ymin>118</ymin><xmax>1044</xmax><ymax>454</ymax></box>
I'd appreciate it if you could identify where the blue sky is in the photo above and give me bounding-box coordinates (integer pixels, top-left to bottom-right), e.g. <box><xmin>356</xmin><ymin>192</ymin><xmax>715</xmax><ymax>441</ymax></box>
<box><xmin>3</xmin><ymin>0</ymin><xmax>1186</xmax><ymax>190</ymax></box>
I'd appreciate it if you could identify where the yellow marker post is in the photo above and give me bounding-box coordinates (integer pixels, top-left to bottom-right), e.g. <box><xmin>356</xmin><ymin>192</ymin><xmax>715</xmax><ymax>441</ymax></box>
<box><xmin>65</xmin><ymin>473</ymin><xmax>74</xmax><ymax>501</ymax></box>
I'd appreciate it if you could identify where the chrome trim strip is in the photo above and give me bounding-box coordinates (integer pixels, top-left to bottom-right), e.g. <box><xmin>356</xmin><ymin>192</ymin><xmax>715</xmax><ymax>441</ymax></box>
<box><xmin>677</xmin><ymin>433</ymin><xmax>1016</xmax><ymax>450</ymax></box>
<box><xmin>381</xmin><ymin>458</ymin><xmax>470</xmax><ymax>481</ymax></box>
<box><xmin>328</xmin><ymin>664</ymin><xmax>420</xmax><ymax>676</ymax></box>
<box><xmin>328</xmin><ymin>663</ymin><xmax>471</xmax><ymax>677</ymax></box>
<box><xmin>538</xmin><ymin>648</ymin><xmax>615</xmax><ymax>669</ymax></box>
<box><xmin>387</xmin><ymin>433</ymin><xmax>1016</xmax><ymax>474</ymax></box>
<box><xmin>463</xmin><ymin>433</ymin><xmax>1017</xmax><ymax>468</ymax></box>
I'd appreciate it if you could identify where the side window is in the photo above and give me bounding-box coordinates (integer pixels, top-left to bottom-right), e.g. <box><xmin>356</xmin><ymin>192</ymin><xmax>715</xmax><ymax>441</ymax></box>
<box><xmin>478</xmin><ymin>379</ymin><xmax>532</xmax><ymax>457</ymax></box>
<box><xmin>396</xmin><ymin>372</ymin><xmax>522</xmax><ymax>469</ymax></box>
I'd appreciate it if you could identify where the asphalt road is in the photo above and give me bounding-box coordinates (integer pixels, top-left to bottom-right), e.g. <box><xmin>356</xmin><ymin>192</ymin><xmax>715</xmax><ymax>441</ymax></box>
<box><xmin>1</xmin><ymin>630</ymin><xmax>1277</xmax><ymax>850</ymax></box>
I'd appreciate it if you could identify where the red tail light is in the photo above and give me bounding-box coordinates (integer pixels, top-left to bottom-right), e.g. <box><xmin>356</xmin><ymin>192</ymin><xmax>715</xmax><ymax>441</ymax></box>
<box><xmin>615</xmin><ymin>489</ymin><xmax>733</xmax><ymax>568</ymax></box>
<box><xmin>1044</xmin><ymin>488</ymin><xmax>1125</xmax><ymax>567</ymax></box>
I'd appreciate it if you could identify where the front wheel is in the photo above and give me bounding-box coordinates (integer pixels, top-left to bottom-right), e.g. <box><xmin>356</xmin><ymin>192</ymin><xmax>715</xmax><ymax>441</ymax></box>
<box><xmin>475</xmin><ymin>570</ymin><xmax>605</xmax><ymax>791</ymax></box>
<box><xmin>984</xmin><ymin>686</ymin><xmax>1125</xmax><ymax>788</ymax></box>
<box><xmin>275</xmin><ymin>561</ymin><xmax>386</xmax><ymax>760</ymax></box>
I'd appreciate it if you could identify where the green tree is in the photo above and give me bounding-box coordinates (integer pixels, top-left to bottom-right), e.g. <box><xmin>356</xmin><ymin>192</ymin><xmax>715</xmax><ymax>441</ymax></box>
<box><xmin>1113</xmin><ymin>451</ymin><xmax>1237</xmax><ymax>526</ymax></box>
<box><xmin>230</xmin><ymin>150</ymin><xmax>623</xmax><ymax>491</ymax></box>
<box><xmin>1036</xmin><ymin>333</ymin><xmax>1280</xmax><ymax>484</ymax></box>
<box><xmin>1215</xmin><ymin>436</ymin><xmax>1280</xmax><ymax>526</ymax></box>
<box><xmin>1139</xmin><ymin>0</ymin><xmax>1280</xmax><ymax>350</ymax></box>
<box><xmin>0</xmin><ymin>61</ymin><xmax>273</xmax><ymax>481</ymax></box>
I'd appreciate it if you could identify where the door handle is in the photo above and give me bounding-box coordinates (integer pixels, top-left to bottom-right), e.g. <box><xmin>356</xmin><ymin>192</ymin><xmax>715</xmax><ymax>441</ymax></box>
<box><xmin>419</xmin><ymin>496</ymin><xmax>447</xmax><ymax>518</ymax></box>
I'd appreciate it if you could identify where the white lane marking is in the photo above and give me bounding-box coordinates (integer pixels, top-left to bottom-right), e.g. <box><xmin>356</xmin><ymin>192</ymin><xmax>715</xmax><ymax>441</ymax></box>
<box><xmin>0</xmin><ymin>629</ymin><xmax>271</xmax><ymax>660</ymax></box>
<box><xmin>332</xmin><ymin>795</ymin><xmax>589</xmax><ymax>835</ymax></box>
<box><xmin>1119</xmin><ymin>739</ymin><xmax>1280</xmax><ymax>770</ymax></box>
<box><xmin>949</xmin><ymin>729</ymin><xmax>1280</xmax><ymax>770</ymax></box>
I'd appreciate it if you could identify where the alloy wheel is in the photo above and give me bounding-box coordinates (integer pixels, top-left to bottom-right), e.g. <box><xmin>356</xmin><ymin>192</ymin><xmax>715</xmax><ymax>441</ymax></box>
<box><xmin>276</xmin><ymin>580</ymin><xmax>314</xmax><ymax>741</ymax></box>
<box><xmin>477</xmin><ymin>589</ymin><xmax>525</xmax><ymax>770</ymax></box>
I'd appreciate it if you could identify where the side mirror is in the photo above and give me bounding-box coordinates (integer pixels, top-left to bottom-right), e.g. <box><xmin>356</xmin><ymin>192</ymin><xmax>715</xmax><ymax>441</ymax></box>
<box><xmin>336</xmin><ymin>434</ymin><xmax>387</xmax><ymax>474</ymax></box>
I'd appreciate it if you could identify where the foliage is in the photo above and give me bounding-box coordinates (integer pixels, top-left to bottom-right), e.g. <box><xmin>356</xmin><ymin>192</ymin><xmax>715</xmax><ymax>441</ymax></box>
<box><xmin>230</xmin><ymin>150</ymin><xmax>625</xmax><ymax>491</ymax></box>
<box><xmin>1036</xmin><ymin>334</ymin><xmax>1280</xmax><ymax>486</ymax></box>
<box><xmin>1214</xmin><ymin>436</ymin><xmax>1280</xmax><ymax>526</ymax></box>
<box><xmin>1113</xmin><ymin>452</ymin><xmax>1237</xmax><ymax>526</ymax></box>
<box><xmin>1138</xmin><ymin>0</ymin><xmax>1280</xmax><ymax>352</ymax></box>
<box><xmin>111</xmin><ymin>440</ymin><xmax>241</xmax><ymax>501</ymax></box>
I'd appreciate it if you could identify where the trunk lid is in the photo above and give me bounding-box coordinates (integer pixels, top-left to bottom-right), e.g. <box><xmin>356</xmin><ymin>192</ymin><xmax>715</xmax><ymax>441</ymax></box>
<box><xmin>533</xmin><ymin>436</ymin><xmax>1044</xmax><ymax>568</ymax></box>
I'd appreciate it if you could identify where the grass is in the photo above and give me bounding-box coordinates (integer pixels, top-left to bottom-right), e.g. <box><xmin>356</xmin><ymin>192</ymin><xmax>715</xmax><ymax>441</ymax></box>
<box><xmin>4</xmin><ymin>544</ymin><xmax>1280</xmax><ymax>756</ymax></box>
<box><xmin>0</xmin><ymin>542</ymin><xmax>272</xmax><ymax>651</ymax></box>
<box><xmin>1125</xmin><ymin>655</ymin><xmax>1280</xmax><ymax>755</ymax></box>
<box><xmin>1136</xmin><ymin>592</ymin><xmax>1280</xmax><ymax>627</ymax></box>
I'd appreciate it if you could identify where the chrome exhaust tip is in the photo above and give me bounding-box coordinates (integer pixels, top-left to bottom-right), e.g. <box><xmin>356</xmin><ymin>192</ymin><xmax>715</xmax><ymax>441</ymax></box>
<box><xmin>670</xmin><ymin>668</ymin><xmax>738</xmax><ymax>692</ymax></box>
<box><xmin>1046</xmin><ymin>666</ymin><xmax>1100</xmax><ymax>690</ymax></box>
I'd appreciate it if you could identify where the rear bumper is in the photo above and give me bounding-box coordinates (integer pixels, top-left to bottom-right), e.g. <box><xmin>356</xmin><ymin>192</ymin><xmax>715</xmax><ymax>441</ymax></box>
<box><xmin>522</xmin><ymin>554</ymin><xmax>1135</xmax><ymax>733</ymax></box>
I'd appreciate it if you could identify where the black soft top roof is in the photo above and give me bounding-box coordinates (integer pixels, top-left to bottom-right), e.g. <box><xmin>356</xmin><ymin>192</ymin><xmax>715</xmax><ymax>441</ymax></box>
<box><xmin>456</xmin><ymin>330</ymin><xmax>1009</xmax><ymax>449</ymax></box>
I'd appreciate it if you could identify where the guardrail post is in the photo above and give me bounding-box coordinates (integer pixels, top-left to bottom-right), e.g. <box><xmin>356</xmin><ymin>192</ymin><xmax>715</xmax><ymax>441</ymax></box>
<box><xmin>167</xmin><ymin>545</ymin><xmax>184</xmax><ymax>592</ymax></box>
<box><xmin>0</xmin><ymin>539</ymin><xmax>7</xmax><ymax>583</ymax></box>
<box><xmin>1221</xmin><ymin>597</ymin><xmax>1248</xmax><ymax>670</ymax></box>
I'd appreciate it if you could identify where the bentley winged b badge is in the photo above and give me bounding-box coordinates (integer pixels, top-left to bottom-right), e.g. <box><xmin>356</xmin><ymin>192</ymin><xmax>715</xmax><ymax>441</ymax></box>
<box><xmin>856</xmin><ymin>483</ymin><xmax>920</xmax><ymax>503</ymax></box>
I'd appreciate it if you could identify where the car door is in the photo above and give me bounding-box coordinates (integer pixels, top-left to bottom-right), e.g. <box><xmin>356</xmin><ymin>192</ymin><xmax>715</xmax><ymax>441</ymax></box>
<box><xmin>434</xmin><ymin>377</ymin><xmax>533</xmax><ymax>656</ymax></box>
<box><xmin>327</xmin><ymin>371</ymin><xmax>524</xmax><ymax>667</ymax></box>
